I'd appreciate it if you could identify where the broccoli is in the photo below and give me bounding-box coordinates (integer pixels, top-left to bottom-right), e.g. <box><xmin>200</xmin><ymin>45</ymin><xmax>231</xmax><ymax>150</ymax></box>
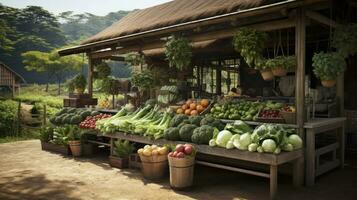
<box><xmin>169</xmin><ymin>114</ymin><xmax>188</xmax><ymax>127</ymax></box>
<box><xmin>200</xmin><ymin>115</ymin><xmax>215</xmax><ymax>126</ymax></box>
<box><xmin>177</xmin><ymin>119</ymin><xmax>190</xmax><ymax>129</ymax></box>
<box><xmin>191</xmin><ymin>125</ymin><xmax>216</xmax><ymax>144</ymax></box>
<box><xmin>164</xmin><ymin>127</ymin><xmax>180</xmax><ymax>141</ymax></box>
<box><xmin>211</xmin><ymin>119</ymin><xmax>225</xmax><ymax>131</ymax></box>
<box><xmin>189</xmin><ymin>116</ymin><xmax>203</xmax><ymax>126</ymax></box>
<box><xmin>179</xmin><ymin>124</ymin><xmax>198</xmax><ymax>142</ymax></box>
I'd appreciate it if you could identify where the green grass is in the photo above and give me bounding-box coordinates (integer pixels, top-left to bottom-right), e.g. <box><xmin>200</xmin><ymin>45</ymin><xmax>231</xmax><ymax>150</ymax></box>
<box><xmin>0</xmin><ymin>129</ymin><xmax>39</xmax><ymax>144</ymax></box>
<box><xmin>15</xmin><ymin>84</ymin><xmax>63</xmax><ymax>108</ymax></box>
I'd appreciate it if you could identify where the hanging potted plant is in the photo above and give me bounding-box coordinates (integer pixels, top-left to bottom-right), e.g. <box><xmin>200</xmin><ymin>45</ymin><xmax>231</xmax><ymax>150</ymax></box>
<box><xmin>255</xmin><ymin>58</ymin><xmax>274</xmax><ymax>81</ymax></box>
<box><xmin>165</xmin><ymin>36</ymin><xmax>192</xmax><ymax>72</ymax></box>
<box><xmin>109</xmin><ymin>140</ymin><xmax>135</xmax><ymax>169</ymax></box>
<box><xmin>332</xmin><ymin>23</ymin><xmax>357</xmax><ymax>58</ymax></box>
<box><xmin>312</xmin><ymin>52</ymin><xmax>346</xmax><ymax>87</ymax></box>
<box><xmin>72</xmin><ymin>74</ymin><xmax>87</xmax><ymax>94</ymax></box>
<box><xmin>266</xmin><ymin>56</ymin><xmax>286</xmax><ymax>77</ymax></box>
<box><xmin>233</xmin><ymin>28</ymin><xmax>267</xmax><ymax>69</ymax></box>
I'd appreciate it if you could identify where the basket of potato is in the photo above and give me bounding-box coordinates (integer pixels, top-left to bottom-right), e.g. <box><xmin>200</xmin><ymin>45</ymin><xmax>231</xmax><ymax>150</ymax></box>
<box><xmin>137</xmin><ymin>145</ymin><xmax>169</xmax><ymax>180</ymax></box>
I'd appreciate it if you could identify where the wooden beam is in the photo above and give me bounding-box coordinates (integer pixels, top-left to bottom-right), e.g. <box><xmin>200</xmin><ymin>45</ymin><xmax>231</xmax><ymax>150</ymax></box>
<box><xmin>87</xmin><ymin>54</ymin><xmax>93</xmax><ymax>97</ymax></box>
<box><xmin>295</xmin><ymin>8</ymin><xmax>306</xmax><ymax>136</ymax></box>
<box><xmin>306</xmin><ymin>10</ymin><xmax>338</xmax><ymax>28</ymax></box>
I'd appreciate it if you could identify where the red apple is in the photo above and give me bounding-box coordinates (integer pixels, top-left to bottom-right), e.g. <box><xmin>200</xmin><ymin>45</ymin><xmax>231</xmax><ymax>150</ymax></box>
<box><xmin>175</xmin><ymin>144</ymin><xmax>185</xmax><ymax>153</ymax></box>
<box><xmin>168</xmin><ymin>152</ymin><xmax>174</xmax><ymax>157</ymax></box>
<box><xmin>177</xmin><ymin>152</ymin><xmax>185</xmax><ymax>158</ymax></box>
<box><xmin>172</xmin><ymin>151</ymin><xmax>178</xmax><ymax>157</ymax></box>
<box><xmin>184</xmin><ymin>145</ymin><xmax>193</xmax><ymax>155</ymax></box>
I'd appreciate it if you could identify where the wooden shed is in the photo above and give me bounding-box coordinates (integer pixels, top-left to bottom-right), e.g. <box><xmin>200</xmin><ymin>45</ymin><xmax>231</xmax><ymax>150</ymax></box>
<box><xmin>0</xmin><ymin>62</ymin><xmax>25</xmax><ymax>97</ymax></box>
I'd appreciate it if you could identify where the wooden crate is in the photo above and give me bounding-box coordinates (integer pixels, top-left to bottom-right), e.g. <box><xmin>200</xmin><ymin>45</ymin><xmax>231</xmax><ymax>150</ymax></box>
<box><xmin>41</xmin><ymin>141</ymin><xmax>71</xmax><ymax>155</ymax></box>
<box><xmin>63</xmin><ymin>98</ymin><xmax>98</xmax><ymax>108</ymax></box>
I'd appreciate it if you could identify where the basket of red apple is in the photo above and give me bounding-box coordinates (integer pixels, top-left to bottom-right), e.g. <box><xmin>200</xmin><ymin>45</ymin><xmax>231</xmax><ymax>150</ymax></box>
<box><xmin>168</xmin><ymin>144</ymin><xmax>196</xmax><ymax>189</ymax></box>
<box><xmin>257</xmin><ymin>109</ymin><xmax>285</xmax><ymax>123</ymax></box>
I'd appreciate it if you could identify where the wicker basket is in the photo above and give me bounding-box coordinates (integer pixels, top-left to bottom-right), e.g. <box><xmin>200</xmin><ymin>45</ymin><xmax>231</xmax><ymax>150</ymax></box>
<box><xmin>281</xmin><ymin>111</ymin><xmax>296</xmax><ymax>124</ymax></box>
<box><xmin>272</xmin><ymin>67</ymin><xmax>287</xmax><ymax>77</ymax></box>
<box><xmin>321</xmin><ymin>80</ymin><xmax>336</xmax><ymax>88</ymax></box>
<box><xmin>140</xmin><ymin>154</ymin><xmax>168</xmax><ymax>180</ymax></box>
<box><xmin>260</xmin><ymin>70</ymin><xmax>274</xmax><ymax>81</ymax></box>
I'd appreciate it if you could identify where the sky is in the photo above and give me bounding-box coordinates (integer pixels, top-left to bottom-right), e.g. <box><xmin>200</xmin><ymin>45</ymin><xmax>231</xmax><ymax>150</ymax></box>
<box><xmin>0</xmin><ymin>0</ymin><xmax>172</xmax><ymax>16</ymax></box>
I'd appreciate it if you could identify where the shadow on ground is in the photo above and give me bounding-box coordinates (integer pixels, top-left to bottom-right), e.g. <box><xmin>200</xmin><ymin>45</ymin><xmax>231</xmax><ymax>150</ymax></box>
<box><xmin>0</xmin><ymin>170</ymin><xmax>83</xmax><ymax>200</ymax></box>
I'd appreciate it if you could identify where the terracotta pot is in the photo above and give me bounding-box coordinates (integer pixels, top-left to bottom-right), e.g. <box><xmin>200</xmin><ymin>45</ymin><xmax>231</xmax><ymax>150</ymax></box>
<box><xmin>260</xmin><ymin>70</ymin><xmax>274</xmax><ymax>81</ymax></box>
<box><xmin>68</xmin><ymin>140</ymin><xmax>82</xmax><ymax>157</ymax></box>
<box><xmin>321</xmin><ymin>79</ymin><xmax>336</xmax><ymax>88</ymax></box>
<box><xmin>109</xmin><ymin>155</ymin><xmax>129</xmax><ymax>169</ymax></box>
<box><xmin>272</xmin><ymin>67</ymin><xmax>287</xmax><ymax>77</ymax></box>
<box><xmin>75</xmin><ymin>88</ymin><xmax>84</xmax><ymax>94</ymax></box>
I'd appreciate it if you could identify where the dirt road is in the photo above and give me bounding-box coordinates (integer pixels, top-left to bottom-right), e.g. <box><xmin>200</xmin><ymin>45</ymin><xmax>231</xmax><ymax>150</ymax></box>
<box><xmin>0</xmin><ymin>140</ymin><xmax>356</xmax><ymax>200</ymax></box>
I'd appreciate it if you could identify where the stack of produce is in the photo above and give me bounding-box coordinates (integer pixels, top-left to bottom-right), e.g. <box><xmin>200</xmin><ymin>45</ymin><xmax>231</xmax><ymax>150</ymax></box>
<box><xmin>96</xmin><ymin>105</ymin><xmax>173</xmax><ymax>139</ymax></box>
<box><xmin>79</xmin><ymin>113</ymin><xmax>112</xmax><ymax>129</ymax></box>
<box><xmin>209</xmin><ymin>120</ymin><xmax>302</xmax><ymax>154</ymax></box>
<box><xmin>157</xmin><ymin>85</ymin><xmax>179</xmax><ymax>104</ymax></box>
<box><xmin>176</xmin><ymin>99</ymin><xmax>210</xmax><ymax>116</ymax></box>
<box><xmin>138</xmin><ymin>144</ymin><xmax>169</xmax><ymax>180</ymax></box>
<box><xmin>209</xmin><ymin>100</ymin><xmax>283</xmax><ymax>121</ymax></box>
<box><xmin>168</xmin><ymin>144</ymin><xmax>195</xmax><ymax>158</ymax></box>
<box><xmin>163</xmin><ymin>115</ymin><xmax>223</xmax><ymax>144</ymax></box>
<box><xmin>49</xmin><ymin>108</ymin><xmax>100</xmax><ymax>126</ymax></box>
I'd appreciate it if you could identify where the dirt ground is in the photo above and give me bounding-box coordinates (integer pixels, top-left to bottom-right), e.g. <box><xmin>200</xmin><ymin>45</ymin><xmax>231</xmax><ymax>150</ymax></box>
<box><xmin>0</xmin><ymin>140</ymin><xmax>356</xmax><ymax>200</ymax></box>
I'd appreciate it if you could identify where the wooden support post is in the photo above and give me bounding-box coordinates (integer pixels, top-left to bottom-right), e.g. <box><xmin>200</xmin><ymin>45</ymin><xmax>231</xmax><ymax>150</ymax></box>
<box><xmin>295</xmin><ymin>8</ymin><xmax>306</xmax><ymax>136</ymax></box>
<box><xmin>110</xmin><ymin>138</ymin><xmax>114</xmax><ymax>156</ymax></box>
<box><xmin>87</xmin><ymin>54</ymin><xmax>94</xmax><ymax>97</ymax></box>
<box><xmin>43</xmin><ymin>105</ymin><xmax>47</xmax><ymax>126</ymax></box>
<box><xmin>336</xmin><ymin>74</ymin><xmax>344</xmax><ymax>116</ymax></box>
<box><xmin>293</xmin><ymin>157</ymin><xmax>304</xmax><ymax>187</ymax></box>
<box><xmin>270</xmin><ymin>165</ymin><xmax>278</xmax><ymax>200</ymax></box>
<box><xmin>305</xmin><ymin>129</ymin><xmax>315</xmax><ymax>186</ymax></box>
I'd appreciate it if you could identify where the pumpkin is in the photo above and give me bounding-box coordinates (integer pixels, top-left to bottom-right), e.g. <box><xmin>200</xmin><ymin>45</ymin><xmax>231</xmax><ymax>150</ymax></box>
<box><xmin>196</xmin><ymin>105</ymin><xmax>204</xmax><ymax>113</ymax></box>
<box><xmin>177</xmin><ymin>108</ymin><xmax>184</xmax><ymax>114</ymax></box>
<box><xmin>190</xmin><ymin>110</ymin><xmax>198</xmax><ymax>116</ymax></box>
<box><xmin>189</xmin><ymin>103</ymin><xmax>197</xmax><ymax>110</ymax></box>
<box><xmin>200</xmin><ymin>99</ymin><xmax>209</xmax><ymax>107</ymax></box>
<box><xmin>184</xmin><ymin>109</ymin><xmax>192</xmax><ymax>115</ymax></box>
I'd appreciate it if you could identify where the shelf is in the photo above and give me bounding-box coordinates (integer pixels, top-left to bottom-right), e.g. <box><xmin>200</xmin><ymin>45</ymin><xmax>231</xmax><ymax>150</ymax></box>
<box><xmin>220</xmin><ymin>119</ymin><xmax>298</xmax><ymax>128</ymax></box>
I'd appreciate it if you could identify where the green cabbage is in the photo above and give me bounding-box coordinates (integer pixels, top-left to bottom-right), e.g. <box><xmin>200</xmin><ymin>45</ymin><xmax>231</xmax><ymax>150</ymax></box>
<box><xmin>261</xmin><ymin>139</ymin><xmax>277</xmax><ymax>153</ymax></box>
<box><xmin>216</xmin><ymin>130</ymin><xmax>233</xmax><ymax>148</ymax></box>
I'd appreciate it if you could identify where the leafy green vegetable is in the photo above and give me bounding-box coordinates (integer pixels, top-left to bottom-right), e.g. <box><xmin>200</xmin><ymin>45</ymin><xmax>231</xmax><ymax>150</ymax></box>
<box><xmin>312</xmin><ymin>52</ymin><xmax>346</xmax><ymax>80</ymax></box>
<box><xmin>216</xmin><ymin>130</ymin><xmax>233</xmax><ymax>148</ymax></box>
<box><xmin>189</xmin><ymin>116</ymin><xmax>203</xmax><ymax>126</ymax></box>
<box><xmin>113</xmin><ymin>140</ymin><xmax>135</xmax><ymax>158</ymax></box>
<box><xmin>191</xmin><ymin>125</ymin><xmax>216</xmax><ymax>145</ymax></box>
<box><xmin>179</xmin><ymin>124</ymin><xmax>197</xmax><ymax>142</ymax></box>
<box><xmin>169</xmin><ymin>114</ymin><xmax>188</xmax><ymax>127</ymax></box>
<box><xmin>164</xmin><ymin>127</ymin><xmax>180</xmax><ymax>141</ymax></box>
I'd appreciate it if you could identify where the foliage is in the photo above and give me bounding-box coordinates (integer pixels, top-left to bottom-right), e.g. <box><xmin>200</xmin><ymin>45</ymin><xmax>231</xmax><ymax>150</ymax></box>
<box><xmin>39</xmin><ymin>125</ymin><xmax>54</xmax><ymax>142</ymax></box>
<box><xmin>113</xmin><ymin>140</ymin><xmax>135</xmax><ymax>158</ymax></box>
<box><xmin>165</xmin><ymin>36</ymin><xmax>192</xmax><ymax>71</ymax></box>
<box><xmin>332</xmin><ymin>23</ymin><xmax>357</xmax><ymax>58</ymax></box>
<box><xmin>31</xmin><ymin>103</ymin><xmax>42</xmax><ymax>115</ymax></box>
<box><xmin>71</xmin><ymin>74</ymin><xmax>87</xmax><ymax>90</ymax></box>
<box><xmin>312</xmin><ymin>52</ymin><xmax>346</xmax><ymax>80</ymax></box>
<box><xmin>94</xmin><ymin>62</ymin><xmax>111</xmax><ymax>79</ymax></box>
<box><xmin>233</xmin><ymin>28</ymin><xmax>267</xmax><ymax>68</ymax></box>
<box><xmin>131</xmin><ymin>70</ymin><xmax>154</xmax><ymax>90</ymax></box>
<box><xmin>66</xmin><ymin>125</ymin><xmax>81</xmax><ymax>141</ymax></box>
<box><xmin>124</xmin><ymin>52</ymin><xmax>145</xmax><ymax>67</ymax></box>
<box><xmin>101</xmin><ymin>77</ymin><xmax>120</xmax><ymax>95</ymax></box>
<box><xmin>0</xmin><ymin>100</ymin><xmax>18</xmax><ymax>136</ymax></box>
<box><xmin>264</xmin><ymin>56</ymin><xmax>296</xmax><ymax>70</ymax></box>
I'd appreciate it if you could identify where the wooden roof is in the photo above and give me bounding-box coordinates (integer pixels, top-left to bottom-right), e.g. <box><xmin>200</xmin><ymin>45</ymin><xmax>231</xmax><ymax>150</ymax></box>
<box><xmin>0</xmin><ymin>62</ymin><xmax>26</xmax><ymax>83</ymax></box>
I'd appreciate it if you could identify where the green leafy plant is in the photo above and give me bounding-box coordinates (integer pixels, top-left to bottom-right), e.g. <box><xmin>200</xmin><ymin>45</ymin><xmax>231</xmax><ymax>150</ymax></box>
<box><xmin>265</xmin><ymin>56</ymin><xmax>296</xmax><ymax>70</ymax></box>
<box><xmin>312</xmin><ymin>52</ymin><xmax>346</xmax><ymax>80</ymax></box>
<box><xmin>233</xmin><ymin>28</ymin><xmax>267</xmax><ymax>68</ymax></box>
<box><xmin>72</xmin><ymin>74</ymin><xmax>87</xmax><ymax>91</ymax></box>
<box><xmin>131</xmin><ymin>70</ymin><xmax>154</xmax><ymax>90</ymax></box>
<box><xmin>165</xmin><ymin>36</ymin><xmax>192</xmax><ymax>71</ymax></box>
<box><xmin>101</xmin><ymin>77</ymin><xmax>120</xmax><ymax>96</ymax></box>
<box><xmin>30</xmin><ymin>103</ymin><xmax>42</xmax><ymax>115</ymax></box>
<box><xmin>39</xmin><ymin>125</ymin><xmax>53</xmax><ymax>142</ymax></box>
<box><xmin>113</xmin><ymin>140</ymin><xmax>135</xmax><ymax>158</ymax></box>
<box><xmin>67</xmin><ymin>125</ymin><xmax>81</xmax><ymax>141</ymax></box>
<box><xmin>332</xmin><ymin>23</ymin><xmax>357</xmax><ymax>58</ymax></box>
<box><xmin>94</xmin><ymin>62</ymin><xmax>111</xmax><ymax>79</ymax></box>
<box><xmin>125</xmin><ymin>52</ymin><xmax>145</xmax><ymax>67</ymax></box>
<box><xmin>0</xmin><ymin>100</ymin><xmax>18</xmax><ymax>136</ymax></box>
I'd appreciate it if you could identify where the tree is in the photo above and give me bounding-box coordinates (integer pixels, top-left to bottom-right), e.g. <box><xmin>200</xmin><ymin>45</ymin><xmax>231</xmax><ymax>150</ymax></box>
<box><xmin>22</xmin><ymin>50</ymin><xmax>85</xmax><ymax>94</ymax></box>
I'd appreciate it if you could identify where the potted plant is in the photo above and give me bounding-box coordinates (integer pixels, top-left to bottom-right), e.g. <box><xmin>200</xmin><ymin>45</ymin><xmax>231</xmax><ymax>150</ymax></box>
<box><xmin>46</xmin><ymin>126</ymin><xmax>71</xmax><ymax>155</ymax></box>
<box><xmin>67</xmin><ymin>125</ymin><xmax>82</xmax><ymax>157</ymax></box>
<box><xmin>165</xmin><ymin>36</ymin><xmax>192</xmax><ymax>71</ymax></box>
<box><xmin>72</xmin><ymin>74</ymin><xmax>87</xmax><ymax>94</ymax></box>
<box><xmin>233</xmin><ymin>28</ymin><xmax>267</xmax><ymax>68</ymax></box>
<box><xmin>266</xmin><ymin>56</ymin><xmax>286</xmax><ymax>77</ymax></box>
<box><xmin>39</xmin><ymin>125</ymin><xmax>54</xmax><ymax>150</ymax></box>
<box><xmin>312</xmin><ymin>52</ymin><xmax>346</xmax><ymax>87</ymax></box>
<box><xmin>332</xmin><ymin>23</ymin><xmax>357</xmax><ymax>58</ymax></box>
<box><xmin>255</xmin><ymin>59</ymin><xmax>273</xmax><ymax>81</ymax></box>
<box><xmin>109</xmin><ymin>140</ymin><xmax>135</xmax><ymax>169</ymax></box>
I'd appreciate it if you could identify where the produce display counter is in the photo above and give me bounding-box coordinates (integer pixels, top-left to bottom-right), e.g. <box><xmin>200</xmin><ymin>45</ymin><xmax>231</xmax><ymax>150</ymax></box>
<box><xmin>303</xmin><ymin>117</ymin><xmax>346</xmax><ymax>186</ymax></box>
<box><xmin>104</xmin><ymin>132</ymin><xmax>303</xmax><ymax>200</ymax></box>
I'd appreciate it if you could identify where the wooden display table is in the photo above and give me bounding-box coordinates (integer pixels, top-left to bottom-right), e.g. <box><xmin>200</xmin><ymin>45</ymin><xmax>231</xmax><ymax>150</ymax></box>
<box><xmin>105</xmin><ymin>132</ymin><xmax>303</xmax><ymax>200</ymax></box>
<box><xmin>304</xmin><ymin>117</ymin><xmax>346</xmax><ymax>186</ymax></box>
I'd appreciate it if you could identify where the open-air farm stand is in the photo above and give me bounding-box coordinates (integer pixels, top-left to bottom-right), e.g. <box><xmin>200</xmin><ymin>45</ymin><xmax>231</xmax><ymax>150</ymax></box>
<box><xmin>44</xmin><ymin>0</ymin><xmax>357</xmax><ymax>199</ymax></box>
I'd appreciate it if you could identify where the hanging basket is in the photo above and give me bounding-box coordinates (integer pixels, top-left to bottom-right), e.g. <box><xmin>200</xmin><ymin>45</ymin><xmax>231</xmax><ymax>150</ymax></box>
<box><xmin>260</xmin><ymin>70</ymin><xmax>274</xmax><ymax>81</ymax></box>
<box><xmin>75</xmin><ymin>88</ymin><xmax>84</xmax><ymax>94</ymax></box>
<box><xmin>321</xmin><ymin>80</ymin><xmax>336</xmax><ymax>88</ymax></box>
<box><xmin>247</xmin><ymin>68</ymin><xmax>258</xmax><ymax>74</ymax></box>
<box><xmin>272</xmin><ymin>67</ymin><xmax>288</xmax><ymax>77</ymax></box>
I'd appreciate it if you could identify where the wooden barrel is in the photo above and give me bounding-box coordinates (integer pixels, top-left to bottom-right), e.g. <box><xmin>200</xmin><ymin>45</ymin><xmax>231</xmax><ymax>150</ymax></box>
<box><xmin>140</xmin><ymin>154</ymin><xmax>168</xmax><ymax>180</ymax></box>
<box><xmin>168</xmin><ymin>156</ymin><xmax>195</xmax><ymax>189</ymax></box>
<box><xmin>68</xmin><ymin>140</ymin><xmax>82</xmax><ymax>157</ymax></box>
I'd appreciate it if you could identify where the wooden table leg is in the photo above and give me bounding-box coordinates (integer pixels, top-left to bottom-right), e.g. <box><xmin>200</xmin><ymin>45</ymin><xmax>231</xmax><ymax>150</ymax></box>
<box><xmin>339</xmin><ymin>126</ymin><xmax>345</xmax><ymax>169</ymax></box>
<box><xmin>270</xmin><ymin>165</ymin><xmax>278</xmax><ymax>200</ymax></box>
<box><xmin>110</xmin><ymin>138</ymin><xmax>114</xmax><ymax>156</ymax></box>
<box><xmin>293</xmin><ymin>157</ymin><xmax>304</xmax><ymax>187</ymax></box>
<box><xmin>306</xmin><ymin>129</ymin><xmax>315</xmax><ymax>186</ymax></box>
